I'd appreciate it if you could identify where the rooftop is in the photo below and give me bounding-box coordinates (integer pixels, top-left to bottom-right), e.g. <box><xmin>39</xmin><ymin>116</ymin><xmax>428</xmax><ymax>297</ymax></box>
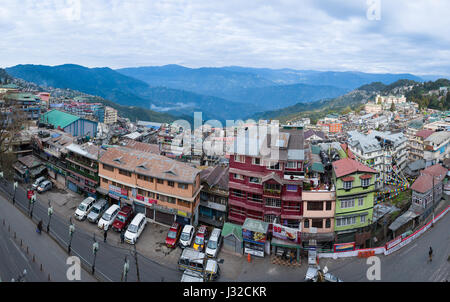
<box><xmin>332</xmin><ymin>158</ymin><xmax>377</xmax><ymax>178</ymax></box>
<box><xmin>40</xmin><ymin>109</ymin><xmax>80</xmax><ymax>129</ymax></box>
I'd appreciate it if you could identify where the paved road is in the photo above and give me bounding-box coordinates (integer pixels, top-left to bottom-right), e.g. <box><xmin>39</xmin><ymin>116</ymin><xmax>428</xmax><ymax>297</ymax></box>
<box><xmin>320</xmin><ymin>210</ymin><xmax>450</xmax><ymax>282</ymax></box>
<box><xmin>0</xmin><ymin>180</ymin><xmax>182</xmax><ymax>282</ymax></box>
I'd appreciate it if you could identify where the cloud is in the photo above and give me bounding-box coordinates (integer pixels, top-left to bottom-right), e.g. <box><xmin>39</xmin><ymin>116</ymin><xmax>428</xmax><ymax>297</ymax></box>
<box><xmin>0</xmin><ymin>0</ymin><xmax>449</xmax><ymax>76</ymax></box>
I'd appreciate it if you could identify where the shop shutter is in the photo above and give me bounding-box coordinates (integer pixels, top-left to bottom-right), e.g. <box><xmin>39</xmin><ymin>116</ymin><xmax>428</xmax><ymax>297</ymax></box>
<box><xmin>155</xmin><ymin>210</ymin><xmax>174</xmax><ymax>226</ymax></box>
<box><xmin>67</xmin><ymin>181</ymin><xmax>78</xmax><ymax>193</ymax></box>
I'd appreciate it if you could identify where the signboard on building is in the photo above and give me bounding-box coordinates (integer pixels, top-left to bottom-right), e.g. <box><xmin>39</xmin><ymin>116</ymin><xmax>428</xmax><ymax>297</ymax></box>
<box><xmin>272</xmin><ymin>223</ymin><xmax>301</xmax><ymax>243</ymax></box>
<box><xmin>386</xmin><ymin>236</ymin><xmax>402</xmax><ymax>250</ymax></box>
<box><xmin>109</xmin><ymin>184</ymin><xmax>128</xmax><ymax>199</ymax></box>
<box><xmin>333</xmin><ymin>242</ymin><xmax>356</xmax><ymax>252</ymax></box>
<box><xmin>244</xmin><ymin>246</ymin><xmax>264</xmax><ymax>257</ymax></box>
<box><xmin>242</xmin><ymin>229</ymin><xmax>266</xmax><ymax>244</ymax></box>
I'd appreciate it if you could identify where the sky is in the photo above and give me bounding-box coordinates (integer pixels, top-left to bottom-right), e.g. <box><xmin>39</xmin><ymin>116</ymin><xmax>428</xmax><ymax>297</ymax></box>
<box><xmin>0</xmin><ymin>0</ymin><xmax>449</xmax><ymax>76</ymax></box>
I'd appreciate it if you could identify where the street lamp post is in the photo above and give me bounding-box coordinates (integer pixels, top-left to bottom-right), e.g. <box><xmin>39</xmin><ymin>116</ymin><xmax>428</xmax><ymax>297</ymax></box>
<box><xmin>29</xmin><ymin>193</ymin><xmax>36</xmax><ymax>218</ymax></box>
<box><xmin>122</xmin><ymin>256</ymin><xmax>129</xmax><ymax>282</ymax></box>
<box><xmin>12</xmin><ymin>269</ymin><xmax>27</xmax><ymax>282</ymax></box>
<box><xmin>13</xmin><ymin>181</ymin><xmax>18</xmax><ymax>205</ymax></box>
<box><xmin>47</xmin><ymin>201</ymin><xmax>53</xmax><ymax>233</ymax></box>
<box><xmin>92</xmin><ymin>234</ymin><xmax>99</xmax><ymax>274</ymax></box>
<box><xmin>68</xmin><ymin>218</ymin><xmax>75</xmax><ymax>254</ymax></box>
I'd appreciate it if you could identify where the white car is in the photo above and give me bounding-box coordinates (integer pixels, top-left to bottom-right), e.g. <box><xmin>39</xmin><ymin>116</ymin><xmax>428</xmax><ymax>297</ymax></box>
<box><xmin>124</xmin><ymin>213</ymin><xmax>146</xmax><ymax>244</ymax></box>
<box><xmin>205</xmin><ymin>228</ymin><xmax>222</xmax><ymax>258</ymax></box>
<box><xmin>179</xmin><ymin>225</ymin><xmax>195</xmax><ymax>248</ymax></box>
<box><xmin>74</xmin><ymin>197</ymin><xmax>96</xmax><ymax>220</ymax></box>
<box><xmin>97</xmin><ymin>204</ymin><xmax>120</xmax><ymax>231</ymax></box>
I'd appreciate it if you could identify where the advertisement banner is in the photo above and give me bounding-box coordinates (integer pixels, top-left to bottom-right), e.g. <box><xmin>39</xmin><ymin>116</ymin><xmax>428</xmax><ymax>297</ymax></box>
<box><xmin>242</xmin><ymin>229</ymin><xmax>266</xmax><ymax>244</ymax></box>
<box><xmin>386</xmin><ymin>236</ymin><xmax>402</xmax><ymax>250</ymax></box>
<box><xmin>272</xmin><ymin>223</ymin><xmax>300</xmax><ymax>243</ymax></box>
<box><xmin>333</xmin><ymin>242</ymin><xmax>356</xmax><ymax>253</ymax></box>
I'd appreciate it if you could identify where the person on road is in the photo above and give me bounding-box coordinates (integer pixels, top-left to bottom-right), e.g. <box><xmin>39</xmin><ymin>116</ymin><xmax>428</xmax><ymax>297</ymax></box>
<box><xmin>37</xmin><ymin>220</ymin><xmax>43</xmax><ymax>234</ymax></box>
<box><xmin>429</xmin><ymin>246</ymin><xmax>433</xmax><ymax>262</ymax></box>
<box><xmin>120</xmin><ymin>230</ymin><xmax>125</xmax><ymax>244</ymax></box>
<box><xmin>103</xmin><ymin>229</ymin><xmax>107</xmax><ymax>243</ymax></box>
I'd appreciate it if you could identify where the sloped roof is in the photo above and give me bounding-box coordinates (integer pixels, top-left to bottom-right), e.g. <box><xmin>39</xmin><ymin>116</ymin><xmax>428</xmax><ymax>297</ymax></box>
<box><xmin>415</xmin><ymin>129</ymin><xmax>434</xmax><ymax>139</ymax></box>
<box><xmin>242</xmin><ymin>218</ymin><xmax>269</xmax><ymax>233</ymax></box>
<box><xmin>221</xmin><ymin>222</ymin><xmax>243</xmax><ymax>241</ymax></box>
<box><xmin>332</xmin><ymin>158</ymin><xmax>377</xmax><ymax>178</ymax></box>
<box><xmin>200</xmin><ymin>165</ymin><xmax>229</xmax><ymax>190</ymax></box>
<box><xmin>40</xmin><ymin>109</ymin><xmax>80</xmax><ymax>129</ymax></box>
<box><xmin>421</xmin><ymin>164</ymin><xmax>448</xmax><ymax>178</ymax></box>
<box><xmin>411</xmin><ymin>174</ymin><xmax>434</xmax><ymax>193</ymax></box>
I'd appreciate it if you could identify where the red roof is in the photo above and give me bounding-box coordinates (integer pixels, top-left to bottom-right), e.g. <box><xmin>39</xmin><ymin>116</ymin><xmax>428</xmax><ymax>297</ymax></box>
<box><xmin>411</xmin><ymin>174</ymin><xmax>433</xmax><ymax>193</ymax></box>
<box><xmin>421</xmin><ymin>164</ymin><xmax>447</xmax><ymax>178</ymax></box>
<box><xmin>332</xmin><ymin>158</ymin><xmax>377</xmax><ymax>178</ymax></box>
<box><xmin>415</xmin><ymin>129</ymin><xmax>434</xmax><ymax>139</ymax></box>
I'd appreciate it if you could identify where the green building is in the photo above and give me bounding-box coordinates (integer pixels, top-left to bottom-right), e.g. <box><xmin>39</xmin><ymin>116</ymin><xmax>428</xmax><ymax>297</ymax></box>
<box><xmin>332</xmin><ymin>158</ymin><xmax>378</xmax><ymax>247</ymax></box>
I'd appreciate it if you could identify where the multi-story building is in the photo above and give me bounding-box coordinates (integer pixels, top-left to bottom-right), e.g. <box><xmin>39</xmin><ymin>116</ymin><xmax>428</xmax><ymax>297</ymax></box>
<box><xmin>40</xmin><ymin>109</ymin><xmax>98</xmax><ymax>137</ymax></box>
<box><xmin>408</xmin><ymin>129</ymin><xmax>434</xmax><ymax>161</ymax></box>
<box><xmin>423</xmin><ymin>131</ymin><xmax>450</xmax><ymax>167</ymax></box>
<box><xmin>347</xmin><ymin>130</ymin><xmax>408</xmax><ymax>186</ymax></box>
<box><xmin>199</xmin><ymin>165</ymin><xmax>229</xmax><ymax>227</ymax></box>
<box><xmin>332</xmin><ymin>158</ymin><xmax>378</xmax><ymax>247</ymax></box>
<box><xmin>227</xmin><ymin>125</ymin><xmax>306</xmax><ymax>228</ymax></box>
<box><xmin>3</xmin><ymin>92</ymin><xmax>41</xmax><ymax>120</ymax></box>
<box><xmin>98</xmin><ymin>146</ymin><xmax>201</xmax><ymax>226</ymax></box>
<box><xmin>104</xmin><ymin>106</ymin><xmax>118</xmax><ymax>124</ymax></box>
<box><xmin>65</xmin><ymin>143</ymin><xmax>104</xmax><ymax>197</ymax></box>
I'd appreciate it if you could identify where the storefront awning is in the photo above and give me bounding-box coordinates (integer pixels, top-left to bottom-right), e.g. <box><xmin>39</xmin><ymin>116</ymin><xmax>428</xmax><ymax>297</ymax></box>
<box><xmin>271</xmin><ymin>237</ymin><xmax>302</xmax><ymax>249</ymax></box>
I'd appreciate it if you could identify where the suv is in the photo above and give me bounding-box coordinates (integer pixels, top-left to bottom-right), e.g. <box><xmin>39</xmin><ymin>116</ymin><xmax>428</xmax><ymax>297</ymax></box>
<box><xmin>87</xmin><ymin>199</ymin><xmax>109</xmax><ymax>223</ymax></box>
<box><xmin>165</xmin><ymin>222</ymin><xmax>182</xmax><ymax>248</ymax></box>
<box><xmin>111</xmin><ymin>205</ymin><xmax>134</xmax><ymax>232</ymax></box>
<box><xmin>37</xmin><ymin>180</ymin><xmax>52</xmax><ymax>193</ymax></box>
<box><xmin>32</xmin><ymin>176</ymin><xmax>46</xmax><ymax>190</ymax></box>
<box><xmin>179</xmin><ymin>225</ymin><xmax>195</xmax><ymax>249</ymax></box>
<box><xmin>193</xmin><ymin>225</ymin><xmax>208</xmax><ymax>252</ymax></box>
<box><xmin>74</xmin><ymin>197</ymin><xmax>96</xmax><ymax>221</ymax></box>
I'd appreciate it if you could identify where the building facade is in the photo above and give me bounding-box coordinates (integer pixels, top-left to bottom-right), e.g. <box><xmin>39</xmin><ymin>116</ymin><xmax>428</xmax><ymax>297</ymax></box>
<box><xmin>199</xmin><ymin>166</ymin><xmax>229</xmax><ymax>227</ymax></box>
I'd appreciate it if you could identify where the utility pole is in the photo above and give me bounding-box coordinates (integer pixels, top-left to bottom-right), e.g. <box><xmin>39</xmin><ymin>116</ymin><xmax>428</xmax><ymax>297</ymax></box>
<box><xmin>92</xmin><ymin>233</ymin><xmax>99</xmax><ymax>274</ymax></box>
<box><xmin>122</xmin><ymin>256</ymin><xmax>129</xmax><ymax>282</ymax></box>
<box><xmin>13</xmin><ymin>181</ymin><xmax>18</xmax><ymax>205</ymax></box>
<box><xmin>47</xmin><ymin>200</ymin><xmax>53</xmax><ymax>233</ymax></box>
<box><xmin>431</xmin><ymin>176</ymin><xmax>435</xmax><ymax>227</ymax></box>
<box><xmin>68</xmin><ymin>218</ymin><xmax>75</xmax><ymax>254</ymax></box>
<box><xmin>133</xmin><ymin>244</ymin><xmax>140</xmax><ymax>282</ymax></box>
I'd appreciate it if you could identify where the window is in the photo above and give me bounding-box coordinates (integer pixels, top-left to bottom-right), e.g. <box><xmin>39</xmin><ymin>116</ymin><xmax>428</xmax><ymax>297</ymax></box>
<box><xmin>360</xmin><ymin>215</ymin><xmax>367</xmax><ymax>223</ymax></box>
<box><xmin>232</xmin><ymin>189</ymin><xmax>245</xmax><ymax>198</ymax></box>
<box><xmin>249</xmin><ymin>177</ymin><xmax>261</xmax><ymax>184</ymax></box>
<box><xmin>358</xmin><ymin>197</ymin><xmax>364</xmax><ymax>206</ymax></box>
<box><xmin>285</xmin><ymin>161</ymin><xmax>296</xmax><ymax>169</ymax></box>
<box><xmin>307</xmin><ymin>202</ymin><xmax>323</xmax><ymax>211</ymax></box>
<box><xmin>252</xmin><ymin>158</ymin><xmax>261</xmax><ymax>165</ymax></box>
<box><xmin>325</xmin><ymin>219</ymin><xmax>331</xmax><ymax>228</ymax></box>
<box><xmin>264</xmin><ymin>214</ymin><xmax>277</xmax><ymax>223</ymax></box>
<box><xmin>233</xmin><ymin>174</ymin><xmax>244</xmax><ymax>180</ymax></box>
<box><xmin>336</xmin><ymin>216</ymin><xmax>356</xmax><ymax>227</ymax></box>
<box><xmin>178</xmin><ymin>183</ymin><xmax>188</xmax><ymax>189</ymax></box>
<box><xmin>304</xmin><ymin>219</ymin><xmax>310</xmax><ymax>228</ymax></box>
<box><xmin>326</xmin><ymin>201</ymin><xmax>331</xmax><ymax>210</ymax></box>
<box><xmin>286</xmin><ymin>185</ymin><xmax>297</xmax><ymax>192</ymax></box>
<box><xmin>343</xmin><ymin>181</ymin><xmax>352</xmax><ymax>190</ymax></box>
<box><xmin>267</xmin><ymin>162</ymin><xmax>280</xmax><ymax>170</ymax></box>
<box><xmin>340</xmin><ymin>199</ymin><xmax>355</xmax><ymax>209</ymax></box>
<box><xmin>361</xmin><ymin>178</ymin><xmax>370</xmax><ymax>187</ymax></box>
<box><xmin>168</xmin><ymin>181</ymin><xmax>174</xmax><ymax>187</ymax></box>
<box><xmin>248</xmin><ymin>194</ymin><xmax>262</xmax><ymax>203</ymax></box>
<box><xmin>102</xmin><ymin>178</ymin><xmax>108</xmax><ymax>184</ymax></box>
<box><xmin>265</xmin><ymin>198</ymin><xmax>281</xmax><ymax>208</ymax></box>
<box><xmin>157</xmin><ymin>178</ymin><xmax>164</xmax><ymax>184</ymax></box>
<box><xmin>119</xmin><ymin>169</ymin><xmax>131</xmax><ymax>177</ymax></box>
<box><xmin>102</xmin><ymin>164</ymin><xmax>114</xmax><ymax>172</ymax></box>
<box><xmin>178</xmin><ymin>199</ymin><xmax>190</xmax><ymax>208</ymax></box>
<box><xmin>234</xmin><ymin>155</ymin><xmax>245</xmax><ymax>163</ymax></box>
<box><xmin>312</xmin><ymin>219</ymin><xmax>323</xmax><ymax>229</ymax></box>
<box><xmin>137</xmin><ymin>189</ymin><xmax>146</xmax><ymax>196</ymax></box>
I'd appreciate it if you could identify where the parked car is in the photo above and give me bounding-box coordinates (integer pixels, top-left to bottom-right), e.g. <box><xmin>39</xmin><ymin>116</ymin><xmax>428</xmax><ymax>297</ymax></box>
<box><xmin>205</xmin><ymin>228</ymin><xmax>222</xmax><ymax>258</ymax></box>
<box><xmin>124</xmin><ymin>213</ymin><xmax>147</xmax><ymax>244</ymax></box>
<box><xmin>97</xmin><ymin>204</ymin><xmax>120</xmax><ymax>231</ymax></box>
<box><xmin>179</xmin><ymin>225</ymin><xmax>195</xmax><ymax>249</ymax></box>
<box><xmin>111</xmin><ymin>205</ymin><xmax>134</xmax><ymax>232</ymax></box>
<box><xmin>87</xmin><ymin>199</ymin><xmax>109</xmax><ymax>223</ymax></box>
<box><xmin>32</xmin><ymin>176</ymin><xmax>46</xmax><ymax>190</ymax></box>
<box><xmin>37</xmin><ymin>180</ymin><xmax>52</xmax><ymax>193</ymax></box>
<box><xmin>165</xmin><ymin>222</ymin><xmax>182</xmax><ymax>248</ymax></box>
<box><xmin>74</xmin><ymin>197</ymin><xmax>96</xmax><ymax>221</ymax></box>
<box><xmin>193</xmin><ymin>225</ymin><xmax>208</xmax><ymax>252</ymax></box>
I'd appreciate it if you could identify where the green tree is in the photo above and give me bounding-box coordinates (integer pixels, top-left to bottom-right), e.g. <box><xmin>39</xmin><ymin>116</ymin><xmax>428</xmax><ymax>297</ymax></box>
<box><xmin>390</xmin><ymin>102</ymin><xmax>396</xmax><ymax>112</ymax></box>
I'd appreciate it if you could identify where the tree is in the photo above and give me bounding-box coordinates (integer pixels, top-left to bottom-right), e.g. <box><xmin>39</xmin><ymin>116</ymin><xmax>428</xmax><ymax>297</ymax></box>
<box><xmin>390</xmin><ymin>102</ymin><xmax>396</xmax><ymax>112</ymax></box>
<box><xmin>341</xmin><ymin>106</ymin><xmax>352</xmax><ymax>115</ymax></box>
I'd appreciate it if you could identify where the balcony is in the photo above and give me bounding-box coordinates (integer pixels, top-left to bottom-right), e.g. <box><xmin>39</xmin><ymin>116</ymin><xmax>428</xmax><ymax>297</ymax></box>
<box><xmin>263</xmin><ymin>188</ymin><xmax>281</xmax><ymax>197</ymax></box>
<box><xmin>66</xmin><ymin>164</ymin><xmax>99</xmax><ymax>182</ymax></box>
<box><xmin>66</xmin><ymin>156</ymin><xmax>98</xmax><ymax>171</ymax></box>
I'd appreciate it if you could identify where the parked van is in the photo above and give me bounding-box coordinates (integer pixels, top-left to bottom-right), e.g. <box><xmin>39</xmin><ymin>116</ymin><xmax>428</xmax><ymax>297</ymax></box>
<box><xmin>87</xmin><ymin>199</ymin><xmax>109</xmax><ymax>223</ymax></box>
<box><xmin>97</xmin><ymin>204</ymin><xmax>120</xmax><ymax>231</ymax></box>
<box><xmin>124</xmin><ymin>213</ymin><xmax>146</xmax><ymax>244</ymax></box>
<box><xmin>205</xmin><ymin>228</ymin><xmax>222</xmax><ymax>258</ymax></box>
<box><xmin>179</xmin><ymin>225</ymin><xmax>195</xmax><ymax>248</ymax></box>
<box><xmin>74</xmin><ymin>197</ymin><xmax>96</xmax><ymax>221</ymax></box>
<box><xmin>178</xmin><ymin>247</ymin><xmax>220</xmax><ymax>281</ymax></box>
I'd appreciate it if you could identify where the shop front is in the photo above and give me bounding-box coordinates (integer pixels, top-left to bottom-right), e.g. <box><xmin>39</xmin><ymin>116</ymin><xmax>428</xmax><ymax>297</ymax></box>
<box><xmin>107</xmin><ymin>184</ymin><xmax>130</xmax><ymax>207</ymax></box>
<box><xmin>271</xmin><ymin>223</ymin><xmax>302</xmax><ymax>262</ymax></box>
<box><xmin>242</xmin><ymin>218</ymin><xmax>269</xmax><ymax>258</ymax></box>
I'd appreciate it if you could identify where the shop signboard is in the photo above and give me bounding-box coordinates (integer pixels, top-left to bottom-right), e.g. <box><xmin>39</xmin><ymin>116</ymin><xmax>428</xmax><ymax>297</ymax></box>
<box><xmin>386</xmin><ymin>235</ymin><xmax>402</xmax><ymax>250</ymax></box>
<box><xmin>333</xmin><ymin>242</ymin><xmax>356</xmax><ymax>253</ymax></box>
<box><xmin>242</xmin><ymin>229</ymin><xmax>266</xmax><ymax>244</ymax></box>
<box><xmin>135</xmin><ymin>194</ymin><xmax>157</xmax><ymax>206</ymax></box>
<box><xmin>272</xmin><ymin>223</ymin><xmax>300</xmax><ymax>243</ymax></box>
<box><xmin>244</xmin><ymin>247</ymin><xmax>264</xmax><ymax>257</ymax></box>
<box><xmin>109</xmin><ymin>184</ymin><xmax>128</xmax><ymax>199</ymax></box>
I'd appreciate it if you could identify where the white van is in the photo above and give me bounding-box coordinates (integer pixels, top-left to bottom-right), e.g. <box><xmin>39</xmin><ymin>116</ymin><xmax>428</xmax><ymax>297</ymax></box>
<box><xmin>205</xmin><ymin>228</ymin><xmax>222</xmax><ymax>258</ymax></box>
<box><xmin>97</xmin><ymin>204</ymin><xmax>120</xmax><ymax>231</ymax></box>
<box><xmin>74</xmin><ymin>197</ymin><xmax>96</xmax><ymax>221</ymax></box>
<box><xmin>179</xmin><ymin>225</ymin><xmax>195</xmax><ymax>248</ymax></box>
<box><xmin>124</xmin><ymin>213</ymin><xmax>146</xmax><ymax>244</ymax></box>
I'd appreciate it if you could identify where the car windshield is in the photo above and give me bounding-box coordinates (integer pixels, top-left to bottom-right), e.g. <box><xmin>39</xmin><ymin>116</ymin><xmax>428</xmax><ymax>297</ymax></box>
<box><xmin>78</xmin><ymin>204</ymin><xmax>86</xmax><ymax>211</ymax></box>
<box><xmin>180</xmin><ymin>232</ymin><xmax>190</xmax><ymax>241</ymax></box>
<box><xmin>128</xmin><ymin>224</ymin><xmax>138</xmax><ymax>233</ymax></box>
<box><xmin>116</xmin><ymin>215</ymin><xmax>126</xmax><ymax>223</ymax></box>
<box><xmin>168</xmin><ymin>230</ymin><xmax>177</xmax><ymax>239</ymax></box>
<box><xmin>102</xmin><ymin>213</ymin><xmax>111</xmax><ymax>221</ymax></box>
<box><xmin>91</xmin><ymin>207</ymin><xmax>100</xmax><ymax>214</ymax></box>
<box><xmin>195</xmin><ymin>236</ymin><xmax>204</xmax><ymax>245</ymax></box>
<box><xmin>207</xmin><ymin>240</ymin><xmax>217</xmax><ymax>249</ymax></box>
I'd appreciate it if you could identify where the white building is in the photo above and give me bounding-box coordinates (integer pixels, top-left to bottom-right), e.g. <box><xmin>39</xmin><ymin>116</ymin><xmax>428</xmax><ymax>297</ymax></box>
<box><xmin>104</xmin><ymin>106</ymin><xmax>118</xmax><ymax>125</ymax></box>
<box><xmin>423</xmin><ymin>131</ymin><xmax>450</xmax><ymax>167</ymax></box>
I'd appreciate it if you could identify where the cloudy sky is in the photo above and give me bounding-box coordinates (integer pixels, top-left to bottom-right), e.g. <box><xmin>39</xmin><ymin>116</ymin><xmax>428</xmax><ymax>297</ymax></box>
<box><xmin>0</xmin><ymin>0</ymin><xmax>449</xmax><ymax>76</ymax></box>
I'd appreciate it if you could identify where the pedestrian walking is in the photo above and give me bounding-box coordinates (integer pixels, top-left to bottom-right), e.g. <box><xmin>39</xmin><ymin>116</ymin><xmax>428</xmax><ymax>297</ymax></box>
<box><xmin>289</xmin><ymin>250</ymin><xmax>294</xmax><ymax>264</ymax></box>
<box><xmin>428</xmin><ymin>246</ymin><xmax>433</xmax><ymax>262</ymax></box>
<box><xmin>103</xmin><ymin>229</ymin><xmax>108</xmax><ymax>243</ymax></box>
<box><xmin>120</xmin><ymin>230</ymin><xmax>125</xmax><ymax>244</ymax></box>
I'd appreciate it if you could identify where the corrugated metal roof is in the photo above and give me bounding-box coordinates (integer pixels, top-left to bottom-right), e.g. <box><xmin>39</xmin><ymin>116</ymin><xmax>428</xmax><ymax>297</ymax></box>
<box><xmin>40</xmin><ymin>109</ymin><xmax>80</xmax><ymax>129</ymax></box>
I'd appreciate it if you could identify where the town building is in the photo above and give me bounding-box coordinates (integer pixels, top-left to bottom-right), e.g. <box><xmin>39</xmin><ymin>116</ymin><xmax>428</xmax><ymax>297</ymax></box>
<box><xmin>199</xmin><ymin>165</ymin><xmax>229</xmax><ymax>227</ymax></box>
<box><xmin>332</xmin><ymin>158</ymin><xmax>378</xmax><ymax>247</ymax></box>
<box><xmin>423</xmin><ymin>131</ymin><xmax>450</xmax><ymax>167</ymax></box>
<box><xmin>3</xmin><ymin>92</ymin><xmax>41</xmax><ymax>120</ymax></box>
<box><xmin>40</xmin><ymin>109</ymin><xmax>98</xmax><ymax>137</ymax></box>
<box><xmin>408</xmin><ymin>129</ymin><xmax>434</xmax><ymax>161</ymax></box>
<box><xmin>98</xmin><ymin>146</ymin><xmax>202</xmax><ymax>226</ymax></box>
<box><xmin>104</xmin><ymin>106</ymin><xmax>118</xmax><ymax>124</ymax></box>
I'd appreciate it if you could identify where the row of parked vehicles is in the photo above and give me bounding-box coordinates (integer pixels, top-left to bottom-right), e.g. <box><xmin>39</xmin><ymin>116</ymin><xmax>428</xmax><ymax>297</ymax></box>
<box><xmin>32</xmin><ymin>176</ymin><xmax>53</xmax><ymax>193</ymax></box>
<box><xmin>74</xmin><ymin>197</ymin><xmax>147</xmax><ymax>245</ymax></box>
<box><xmin>165</xmin><ymin>223</ymin><xmax>222</xmax><ymax>258</ymax></box>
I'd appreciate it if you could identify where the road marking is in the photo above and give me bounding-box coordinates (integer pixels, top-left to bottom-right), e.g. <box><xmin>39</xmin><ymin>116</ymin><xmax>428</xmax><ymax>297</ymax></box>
<box><xmin>398</xmin><ymin>243</ymin><xmax>418</xmax><ymax>257</ymax></box>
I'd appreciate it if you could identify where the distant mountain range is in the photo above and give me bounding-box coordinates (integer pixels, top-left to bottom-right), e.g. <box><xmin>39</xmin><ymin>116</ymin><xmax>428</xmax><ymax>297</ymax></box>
<box><xmin>5</xmin><ymin>63</ymin><xmax>430</xmax><ymax>123</ymax></box>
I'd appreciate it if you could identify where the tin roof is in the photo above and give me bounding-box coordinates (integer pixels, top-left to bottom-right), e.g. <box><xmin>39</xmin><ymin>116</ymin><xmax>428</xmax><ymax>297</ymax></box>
<box><xmin>40</xmin><ymin>109</ymin><xmax>80</xmax><ymax>129</ymax></box>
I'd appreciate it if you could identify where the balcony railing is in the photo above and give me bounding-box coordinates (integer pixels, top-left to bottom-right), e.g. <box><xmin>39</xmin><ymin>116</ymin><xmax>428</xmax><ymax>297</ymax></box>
<box><xmin>263</xmin><ymin>189</ymin><xmax>281</xmax><ymax>197</ymax></box>
<box><xmin>67</xmin><ymin>165</ymin><xmax>99</xmax><ymax>182</ymax></box>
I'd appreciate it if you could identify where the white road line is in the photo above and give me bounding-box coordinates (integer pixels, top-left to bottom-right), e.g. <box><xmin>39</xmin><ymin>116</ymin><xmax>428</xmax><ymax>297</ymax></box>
<box><xmin>398</xmin><ymin>243</ymin><xmax>418</xmax><ymax>257</ymax></box>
